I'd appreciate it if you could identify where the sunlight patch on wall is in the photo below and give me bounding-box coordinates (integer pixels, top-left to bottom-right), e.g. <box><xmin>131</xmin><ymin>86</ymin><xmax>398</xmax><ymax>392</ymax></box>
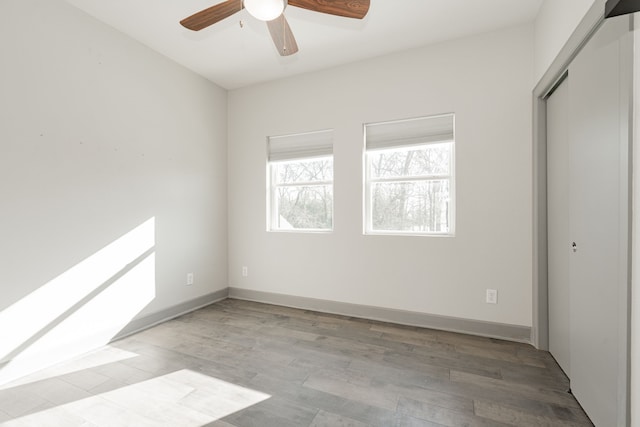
<box><xmin>0</xmin><ymin>218</ymin><xmax>156</xmax><ymax>386</ymax></box>
<box><xmin>2</xmin><ymin>369</ymin><xmax>271</xmax><ymax>426</ymax></box>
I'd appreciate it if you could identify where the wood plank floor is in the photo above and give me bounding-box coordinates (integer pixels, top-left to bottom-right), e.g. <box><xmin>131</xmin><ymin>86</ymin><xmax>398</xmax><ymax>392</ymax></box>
<box><xmin>0</xmin><ymin>299</ymin><xmax>592</xmax><ymax>426</ymax></box>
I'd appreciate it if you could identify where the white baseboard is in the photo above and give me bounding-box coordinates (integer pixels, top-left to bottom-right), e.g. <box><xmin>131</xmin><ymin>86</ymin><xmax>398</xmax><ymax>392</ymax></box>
<box><xmin>112</xmin><ymin>288</ymin><xmax>229</xmax><ymax>341</ymax></box>
<box><xmin>228</xmin><ymin>287</ymin><xmax>531</xmax><ymax>344</ymax></box>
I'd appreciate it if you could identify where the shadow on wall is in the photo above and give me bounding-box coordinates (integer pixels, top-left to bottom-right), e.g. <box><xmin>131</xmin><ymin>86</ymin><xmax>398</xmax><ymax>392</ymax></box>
<box><xmin>0</xmin><ymin>217</ymin><xmax>157</xmax><ymax>386</ymax></box>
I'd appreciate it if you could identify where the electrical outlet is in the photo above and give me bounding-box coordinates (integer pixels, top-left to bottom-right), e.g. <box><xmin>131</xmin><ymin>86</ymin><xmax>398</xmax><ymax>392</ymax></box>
<box><xmin>187</xmin><ymin>273</ymin><xmax>194</xmax><ymax>286</ymax></box>
<box><xmin>486</xmin><ymin>289</ymin><xmax>498</xmax><ymax>304</ymax></box>
<box><xmin>242</xmin><ymin>266</ymin><xmax>248</xmax><ymax>277</ymax></box>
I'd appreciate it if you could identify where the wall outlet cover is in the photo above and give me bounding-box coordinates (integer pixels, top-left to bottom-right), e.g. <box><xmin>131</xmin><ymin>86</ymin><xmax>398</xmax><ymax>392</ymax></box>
<box><xmin>486</xmin><ymin>289</ymin><xmax>498</xmax><ymax>304</ymax></box>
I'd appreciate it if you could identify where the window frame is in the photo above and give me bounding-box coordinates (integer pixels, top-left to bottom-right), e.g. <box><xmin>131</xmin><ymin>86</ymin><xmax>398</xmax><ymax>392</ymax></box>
<box><xmin>266</xmin><ymin>129</ymin><xmax>335</xmax><ymax>233</ymax></box>
<box><xmin>363</xmin><ymin>115</ymin><xmax>456</xmax><ymax>237</ymax></box>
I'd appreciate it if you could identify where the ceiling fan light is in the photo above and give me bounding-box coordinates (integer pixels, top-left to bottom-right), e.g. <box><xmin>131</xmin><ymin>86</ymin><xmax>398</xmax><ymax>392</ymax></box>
<box><xmin>244</xmin><ymin>0</ymin><xmax>285</xmax><ymax>21</ymax></box>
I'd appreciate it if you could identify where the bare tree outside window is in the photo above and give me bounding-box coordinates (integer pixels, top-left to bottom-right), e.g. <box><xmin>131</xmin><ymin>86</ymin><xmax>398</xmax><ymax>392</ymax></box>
<box><xmin>271</xmin><ymin>157</ymin><xmax>333</xmax><ymax>231</ymax></box>
<box><xmin>367</xmin><ymin>142</ymin><xmax>453</xmax><ymax>234</ymax></box>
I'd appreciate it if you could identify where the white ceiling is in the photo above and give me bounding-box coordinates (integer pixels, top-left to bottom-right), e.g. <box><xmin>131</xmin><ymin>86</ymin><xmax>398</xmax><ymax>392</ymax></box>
<box><xmin>65</xmin><ymin>0</ymin><xmax>543</xmax><ymax>90</ymax></box>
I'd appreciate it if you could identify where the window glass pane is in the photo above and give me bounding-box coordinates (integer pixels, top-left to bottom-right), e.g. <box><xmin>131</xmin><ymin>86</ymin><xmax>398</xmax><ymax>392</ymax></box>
<box><xmin>276</xmin><ymin>158</ymin><xmax>333</xmax><ymax>184</ymax></box>
<box><xmin>371</xmin><ymin>180</ymin><xmax>450</xmax><ymax>233</ymax></box>
<box><xmin>369</xmin><ymin>143</ymin><xmax>451</xmax><ymax>179</ymax></box>
<box><xmin>276</xmin><ymin>185</ymin><xmax>333</xmax><ymax>230</ymax></box>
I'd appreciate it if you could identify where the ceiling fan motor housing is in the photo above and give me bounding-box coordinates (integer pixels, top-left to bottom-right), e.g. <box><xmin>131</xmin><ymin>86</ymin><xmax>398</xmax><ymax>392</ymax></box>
<box><xmin>244</xmin><ymin>0</ymin><xmax>286</xmax><ymax>21</ymax></box>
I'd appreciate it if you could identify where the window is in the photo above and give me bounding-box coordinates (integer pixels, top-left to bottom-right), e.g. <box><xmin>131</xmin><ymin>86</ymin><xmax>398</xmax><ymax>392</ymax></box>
<box><xmin>268</xmin><ymin>130</ymin><xmax>334</xmax><ymax>232</ymax></box>
<box><xmin>364</xmin><ymin>114</ymin><xmax>455</xmax><ymax>235</ymax></box>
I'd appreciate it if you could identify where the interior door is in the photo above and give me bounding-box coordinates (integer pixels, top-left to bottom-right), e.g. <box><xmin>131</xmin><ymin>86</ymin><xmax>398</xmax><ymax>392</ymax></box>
<box><xmin>567</xmin><ymin>17</ymin><xmax>628</xmax><ymax>427</ymax></box>
<box><xmin>546</xmin><ymin>76</ymin><xmax>570</xmax><ymax>376</ymax></box>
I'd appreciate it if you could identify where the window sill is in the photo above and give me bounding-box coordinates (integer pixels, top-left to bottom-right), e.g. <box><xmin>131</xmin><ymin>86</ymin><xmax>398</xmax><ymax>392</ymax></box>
<box><xmin>268</xmin><ymin>229</ymin><xmax>333</xmax><ymax>234</ymax></box>
<box><xmin>364</xmin><ymin>231</ymin><xmax>455</xmax><ymax>238</ymax></box>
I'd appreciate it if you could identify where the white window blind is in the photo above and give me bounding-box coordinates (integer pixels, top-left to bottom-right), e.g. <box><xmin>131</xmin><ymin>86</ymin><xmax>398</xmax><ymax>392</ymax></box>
<box><xmin>365</xmin><ymin>114</ymin><xmax>454</xmax><ymax>151</ymax></box>
<box><xmin>268</xmin><ymin>129</ymin><xmax>333</xmax><ymax>162</ymax></box>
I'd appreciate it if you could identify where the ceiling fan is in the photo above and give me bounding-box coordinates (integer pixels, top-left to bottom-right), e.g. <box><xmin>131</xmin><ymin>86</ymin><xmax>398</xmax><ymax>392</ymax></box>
<box><xmin>180</xmin><ymin>0</ymin><xmax>370</xmax><ymax>56</ymax></box>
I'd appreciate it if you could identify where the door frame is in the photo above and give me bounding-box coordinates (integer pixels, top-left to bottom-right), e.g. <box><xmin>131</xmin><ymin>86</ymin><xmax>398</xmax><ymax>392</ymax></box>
<box><xmin>531</xmin><ymin>4</ymin><xmax>633</xmax><ymax>425</ymax></box>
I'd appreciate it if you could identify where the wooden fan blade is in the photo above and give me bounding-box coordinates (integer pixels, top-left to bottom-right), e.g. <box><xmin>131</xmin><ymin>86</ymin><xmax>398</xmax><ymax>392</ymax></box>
<box><xmin>288</xmin><ymin>0</ymin><xmax>370</xmax><ymax>19</ymax></box>
<box><xmin>180</xmin><ymin>0</ymin><xmax>243</xmax><ymax>31</ymax></box>
<box><xmin>267</xmin><ymin>15</ymin><xmax>299</xmax><ymax>56</ymax></box>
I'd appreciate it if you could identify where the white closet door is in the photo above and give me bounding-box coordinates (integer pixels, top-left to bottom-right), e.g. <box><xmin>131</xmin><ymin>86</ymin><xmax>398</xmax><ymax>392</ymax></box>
<box><xmin>546</xmin><ymin>77</ymin><xmax>571</xmax><ymax>376</ymax></box>
<box><xmin>567</xmin><ymin>17</ymin><xmax>627</xmax><ymax>427</ymax></box>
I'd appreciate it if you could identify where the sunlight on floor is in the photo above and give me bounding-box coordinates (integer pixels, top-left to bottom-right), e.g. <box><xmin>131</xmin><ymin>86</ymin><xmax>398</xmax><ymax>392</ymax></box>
<box><xmin>0</xmin><ymin>218</ymin><xmax>156</xmax><ymax>386</ymax></box>
<box><xmin>1</xmin><ymin>369</ymin><xmax>271</xmax><ymax>427</ymax></box>
<box><xmin>0</xmin><ymin>346</ymin><xmax>139</xmax><ymax>391</ymax></box>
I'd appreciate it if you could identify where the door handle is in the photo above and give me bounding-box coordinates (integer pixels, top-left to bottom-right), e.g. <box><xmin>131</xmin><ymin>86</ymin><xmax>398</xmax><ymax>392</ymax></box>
<box><xmin>572</xmin><ymin>242</ymin><xmax>577</xmax><ymax>253</ymax></box>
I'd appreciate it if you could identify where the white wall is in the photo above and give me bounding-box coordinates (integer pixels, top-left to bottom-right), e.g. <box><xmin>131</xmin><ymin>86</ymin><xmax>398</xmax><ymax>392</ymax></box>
<box><xmin>0</xmin><ymin>0</ymin><xmax>227</xmax><ymax>383</ymax></box>
<box><xmin>228</xmin><ymin>25</ymin><xmax>534</xmax><ymax>328</ymax></box>
<box><xmin>534</xmin><ymin>0</ymin><xmax>598</xmax><ymax>83</ymax></box>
